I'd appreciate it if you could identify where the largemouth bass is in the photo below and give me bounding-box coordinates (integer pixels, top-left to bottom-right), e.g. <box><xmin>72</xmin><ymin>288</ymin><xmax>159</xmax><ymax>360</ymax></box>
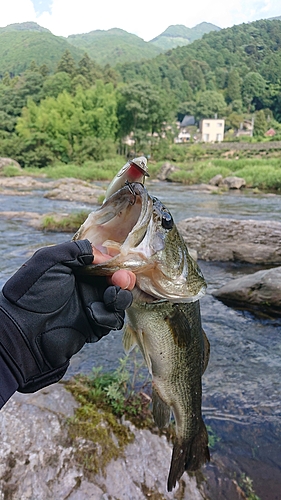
<box><xmin>73</xmin><ymin>182</ymin><xmax>210</xmax><ymax>491</ymax></box>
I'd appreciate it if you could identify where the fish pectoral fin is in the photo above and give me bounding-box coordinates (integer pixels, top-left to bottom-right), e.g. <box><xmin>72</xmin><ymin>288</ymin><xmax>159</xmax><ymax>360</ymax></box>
<box><xmin>202</xmin><ymin>328</ymin><xmax>210</xmax><ymax>374</ymax></box>
<box><xmin>167</xmin><ymin>420</ymin><xmax>210</xmax><ymax>492</ymax></box>
<box><xmin>152</xmin><ymin>387</ymin><xmax>171</xmax><ymax>429</ymax></box>
<box><xmin>122</xmin><ymin>324</ymin><xmax>138</xmax><ymax>354</ymax></box>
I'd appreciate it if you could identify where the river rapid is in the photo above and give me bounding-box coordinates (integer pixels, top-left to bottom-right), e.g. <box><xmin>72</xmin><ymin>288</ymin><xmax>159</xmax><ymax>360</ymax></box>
<box><xmin>0</xmin><ymin>181</ymin><xmax>280</xmax><ymax>500</ymax></box>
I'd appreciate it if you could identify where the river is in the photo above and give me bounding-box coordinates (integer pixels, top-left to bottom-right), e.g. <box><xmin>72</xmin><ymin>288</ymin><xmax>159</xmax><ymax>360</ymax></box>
<box><xmin>0</xmin><ymin>181</ymin><xmax>280</xmax><ymax>500</ymax></box>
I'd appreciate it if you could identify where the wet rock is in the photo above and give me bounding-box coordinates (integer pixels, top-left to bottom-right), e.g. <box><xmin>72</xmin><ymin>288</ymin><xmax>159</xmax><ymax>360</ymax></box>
<box><xmin>222</xmin><ymin>176</ymin><xmax>246</xmax><ymax>189</ymax></box>
<box><xmin>157</xmin><ymin>162</ymin><xmax>180</xmax><ymax>181</ymax></box>
<box><xmin>209</xmin><ymin>174</ymin><xmax>223</xmax><ymax>186</ymax></box>
<box><xmin>177</xmin><ymin>217</ymin><xmax>281</xmax><ymax>264</ymax></box>
<box><xmin>0</xmin><ymin>384</ymin><xmax>206</xmax><ymax>500</ymax></box>
<box><xmin>44</xmin><ymin>178</ymin><xmax>105</xmax><ymax>204</ymax></box>
<box><xmin>0</xmin><ymin>175</ymin><xmax>50</xmax><ymax>191</ymax></box>
<box><xmin>212</xmin><ymin>266</ymin><xmax>281</xmax><ymax>316</ymax></box>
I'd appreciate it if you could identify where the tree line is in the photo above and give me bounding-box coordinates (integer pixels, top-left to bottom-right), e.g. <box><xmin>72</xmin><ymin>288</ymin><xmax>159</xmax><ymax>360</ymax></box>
<box><xmin>1</xmin><ymin>19</ymin><xmax>281</xmax><ymax>168</ymax></box>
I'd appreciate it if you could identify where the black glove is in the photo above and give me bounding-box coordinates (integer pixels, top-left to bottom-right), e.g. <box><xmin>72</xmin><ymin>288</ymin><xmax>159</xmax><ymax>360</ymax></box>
<box><xmin>0</xmin><ymin>240</ymin><xmax>132</xmax><ymax>394</ymax></box>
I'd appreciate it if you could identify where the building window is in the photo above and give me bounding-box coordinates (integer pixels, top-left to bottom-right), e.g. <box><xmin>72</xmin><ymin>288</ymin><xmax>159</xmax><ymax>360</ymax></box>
<box><xmin>203</xmin><ymin>134</ymin><xmax>210</xmax><ymax>142</ymax></box>
<box><xmin>217</xmin><ymin>123</ymin><xmax>223</xmax><ymax>127</ymax></box>
<box><xmin>205</xmin><ymin>123</ymin><xmax>210</xmax><ymax>127</ymax></box>
<box><xmin>216</xmin><ymin>134</ymin><xmax>222</xmax><ymax>141</ymax></box>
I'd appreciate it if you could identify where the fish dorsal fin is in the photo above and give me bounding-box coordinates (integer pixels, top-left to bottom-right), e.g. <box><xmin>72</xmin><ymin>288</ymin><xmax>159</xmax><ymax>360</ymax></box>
<box><xmin>202</xmin><ymin>329</ymin><xmax>210</xmax><ymax>374</ymax></box>
<box><xmin>152</xmin><ymin>386</ymin><xmax>171</xmax><ymax>429</ymax></box>
<box><xmin>122</xmin><ymin>323</ymin><xmax>137</xmax><ymax>354</ymax></box>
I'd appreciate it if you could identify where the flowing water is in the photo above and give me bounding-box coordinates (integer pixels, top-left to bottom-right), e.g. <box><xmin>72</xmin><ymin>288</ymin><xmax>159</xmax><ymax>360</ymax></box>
<box><xmin>0</xmin><ymin>182</ymin><xmax>280</xmax><ymax>499</ymax></box>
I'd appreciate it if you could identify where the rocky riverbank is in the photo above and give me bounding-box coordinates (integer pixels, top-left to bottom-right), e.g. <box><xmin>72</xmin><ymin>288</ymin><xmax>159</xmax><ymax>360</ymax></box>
<box><xmin>177</xmin><ymin>216</ymin><xmax>281</xmax><ymax>265</ymax></box>
<box><xmin>0</xmin><ymin>383</ymin><xmax>249</xmax><ymax>500</ymax></box>
<box><xmin>0</xmin><ymin>385</ymin><xmax>205</xmax><ymax>500</ymax></box>
<box><xmin>0</xmin><ymin>176</ymin><xmax>105</xmax><ymax>203</ymax></box>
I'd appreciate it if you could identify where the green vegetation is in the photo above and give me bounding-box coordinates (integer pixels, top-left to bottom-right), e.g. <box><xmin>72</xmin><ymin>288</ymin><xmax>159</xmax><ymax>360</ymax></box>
<box><xmin>65</xmin><ymin>354</ymin><xmax>153</xmax><ymax>474</ymax></box>
<box><xmin>150</xmin><ymin>22</ymin><xmax>221</xmax><ymax>50</ymax></box>
<box><xmin>0</xmin><ymin>30</ymin><xmax>85</xmax><ymax>75</ymax></box>
<box><xmin>26</xmin><ymin>157</ymin><xmax>125</xmax><ymax>180</ymax></box>
<box><xmin>239</xmin><ymin>474</ymin><xmax>261</xmax><ymax>500</ymax></box>
<box><xmin>67</xmin><ymin>28</ymin><xmax>162</xmax><ymax>67</ymax></box>
<box><xmin>164</xmin><ymin>157</ymin><xmax>281</xmax><ymax>190</ymax></box>
<box><xmin>41</xmin><ymin>211</ymin><xmax>90</xmax><ymax>232</ymax></box>
<box><xmin>1</xmin><ymin>19</ymin><xmax>281</xmax><ymax>180</ymax></box>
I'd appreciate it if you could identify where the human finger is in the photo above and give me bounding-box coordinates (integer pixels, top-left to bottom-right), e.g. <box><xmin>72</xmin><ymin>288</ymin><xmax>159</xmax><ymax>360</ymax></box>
<box><xmin>108</xmin><ymin>270</ymin><xmax>136</xmax><ymax>291</ymax></box>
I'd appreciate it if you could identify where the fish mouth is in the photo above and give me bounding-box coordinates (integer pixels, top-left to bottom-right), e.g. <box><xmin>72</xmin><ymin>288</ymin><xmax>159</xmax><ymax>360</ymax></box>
<box><xmin>73</xmin><ymin>182</ymin><xmax>155</xmax><ymax>275</ymax></box>
<box><xmin>74</xmin><ymin>181</ymin><xmax>206</xmax><ymax>302</ymax></box>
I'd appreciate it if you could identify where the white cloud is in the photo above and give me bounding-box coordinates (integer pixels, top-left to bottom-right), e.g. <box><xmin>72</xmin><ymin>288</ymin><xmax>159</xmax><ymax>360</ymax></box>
<box><xmin>0</xmin><ymin>0</ymin><xmax>280</xmax><ymax>41</ymax></box>
<box><xmin>0</xmin><ymin>0</ymin><xmax>36</xmax><ymax>27</ymax></box>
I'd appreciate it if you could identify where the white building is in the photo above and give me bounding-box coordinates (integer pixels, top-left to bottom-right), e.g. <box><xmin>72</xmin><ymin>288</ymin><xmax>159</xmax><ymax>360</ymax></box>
<box><xmin>200</xmin><ymin>119</ymin><xmax>225</xmax><ymax>142</ymax></box>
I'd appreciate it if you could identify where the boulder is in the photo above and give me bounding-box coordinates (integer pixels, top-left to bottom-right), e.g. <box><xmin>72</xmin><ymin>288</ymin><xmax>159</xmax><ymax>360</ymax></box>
<box><xmin>0</xmin><ymin>384</ymin><xmax>206</xmax><ymax>500</ymax></box>
<box><xmin>157</xmin><ymin>162</ymin><xmax>180</xmax><ymax>181</ymax></box>
<box><xmin>44</xmin><ymin>178</ymin><xmax>105</xmax><ymax>203</ymax></box>
<box><xmin>0</xmin><ymin>157</ymin><xmax>21</xmax><ymax>171</ymax></box>
<box><xmin>212</xmin><ymin>266</ymin><xmax>281</xmax><ymax>316</ymax></box>
<box><xmin>177</xmin><ymin>217</ymin><xmax>281</xmax><ymax>264</ymax></box>
<box><xmin>222</xmin><ymin>176</ymin><xmax>246</xmax><ymax>189</ymax></box>
<box><xmin>209</xmin><ymin>174</ymin><xmax>223</xmax><ymax>186</ymax></box>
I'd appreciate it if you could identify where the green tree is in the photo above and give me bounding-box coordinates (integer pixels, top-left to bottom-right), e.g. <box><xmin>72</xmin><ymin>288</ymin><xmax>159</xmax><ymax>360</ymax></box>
<box><xmin>16</xmin><ymin>82</ymin><xmax>118</xmax><ymax>164</ymax></box>
<box><xmin>117</xmin><ymin>81</ymin><xmax>174</xmax><ymax>148</ymax></box>
<box><xmin>196</xmin><ymin>91</ymin><xmax>226</xmax><ymax>119</ymax></box>
<box><xmin>77</xmin><ymin>52</ymin><xmax>103</xmax><ymax>84</ymax></box>
<box><xmin>242</xmin><ymin>72</ymin><xmax>266</xmax><ymax>111</ymax></box>
<box><xmin>56</xmin><ymin>49</ymin><xmax>76</xmax><ymax>76</ymax></box>
<box><xmin>253</xmin><ymin>109</ymin><xmax>268</xmax><ymax>136</ymax></box>
<box><xmin>225</xmin><ymin>69</ymin><xmax>242</xmax><ymax>103</ymax></box>
<box><xmin>41</xmin><ymin>72</ymin><xmax>72</xmax><ymax>98</ymax></box>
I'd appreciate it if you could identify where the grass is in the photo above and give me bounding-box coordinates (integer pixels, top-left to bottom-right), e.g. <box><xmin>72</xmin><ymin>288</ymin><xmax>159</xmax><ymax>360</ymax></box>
<box><xmin>25</xmin><ymin>156</ymin><xmax>126</xmax><ymax>181</ymax></box>
<box><xmin>65</xmin><ymin>354</ymin><xmax>153</xmax><ymax>475</ymax></box>
<box><xmin>4</xmin><ymin>148</ymin><xmax>281</xmax><ymax>190</ymax></box>
<box><xmin>160</xmin><ymin>157</ymin><xmax>281</xmax><ymax>190</ymax></box>
<box><xmin>41</xmin><ymin>211</ymin><xmax>90</xmax><ymax>232</ymax></box>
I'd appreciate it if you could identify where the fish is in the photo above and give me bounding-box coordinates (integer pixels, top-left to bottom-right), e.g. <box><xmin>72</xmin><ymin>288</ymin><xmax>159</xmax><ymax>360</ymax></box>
<box><xmin>104</xmin><ymin>156</ymin><xmax>149</xmax><ymax>201</ymax></box>
<box><xmin>73</xmin><ymin>182</ymin><xmax>210</xmax><ymax>491</ymax></box>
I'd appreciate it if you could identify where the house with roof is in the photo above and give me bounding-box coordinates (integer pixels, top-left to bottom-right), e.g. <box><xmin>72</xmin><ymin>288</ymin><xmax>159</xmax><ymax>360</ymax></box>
<box><xmin>174</xmin><ymin>115</ymin><xmax>196</xmax><ymax>143</ymax></box>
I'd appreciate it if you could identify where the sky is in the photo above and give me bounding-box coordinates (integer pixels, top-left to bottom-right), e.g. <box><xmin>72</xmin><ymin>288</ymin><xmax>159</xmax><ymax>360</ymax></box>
<box><xmin>0</xmin><ymin>0</ymin><xmax>280</xmax><ymax>41</ymax></box>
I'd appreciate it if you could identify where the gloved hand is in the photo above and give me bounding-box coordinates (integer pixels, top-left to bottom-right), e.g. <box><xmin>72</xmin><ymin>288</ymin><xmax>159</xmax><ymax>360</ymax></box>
<box><xmin>0</xmin><ymin>240</ymin><xmax>132</xmax><ymax>394</ymax></box>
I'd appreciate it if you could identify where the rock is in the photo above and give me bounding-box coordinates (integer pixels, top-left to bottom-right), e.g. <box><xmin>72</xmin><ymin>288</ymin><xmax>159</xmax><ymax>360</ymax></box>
<box><xmin>212</xmin><ymin>266</ymin><xmax>281</xmax><ymax>316</ymax></box>
<box><xmin>209</xmin><ymin>174</ymin><xmax>223</xmax><ymax>186</ymax></box>
<box><xmin>176</xmin><ymin>217</ymin><xmax>281</xmax><ymax>264</ymax></box>
<box><xmin>157</xmin><ymin>162</ymin><xmax>180</xmax><ymax>181</ymax></box>
<box><xmin>0</xmin><ymin>384</ymin><xmax>207</xmax><ymax>500</ymax></box>
<box><xmin>0</xmin><ymin>175</ymin><xmax>49</xmax><ymax>191</ymax></box>
<box><xmin>0</xmin><ymin>157</ymin><xmax>21</xmax><ymax>170</ymax></box>
<box><xmin>44</xmin><ymin>178</ymin><xmax>105</xmax><ymax>203</ymax></box>
<box><xmin>222</xmin><ymin>176</ymin><xmax>246</xmax><ymax>189</ymax></box>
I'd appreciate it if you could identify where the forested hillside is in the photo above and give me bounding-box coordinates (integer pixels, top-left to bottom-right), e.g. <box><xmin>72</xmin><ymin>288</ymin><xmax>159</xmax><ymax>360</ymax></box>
<box><xmin>117</xmin><ymin>19</ymin><xmax>281</xmax><ymax>123</ymax></box>
<box><xmin>0</xmin><ymin>28</ymin><xmax>85</xmax><ymax>75</ymax></box>
<box><xmin>1</xmin><ymin>18</ymin><xmax>281</xmax><ymax>170</ymax></box>
<box><xmin>67</xmin><ymin>28</ymin><xmax>162</xmax><ymax>66</ymax></box>
<box><xmin>150</xmin><ymin>22</ymin><xmax>221</xmax><ymax>50</ymax></box>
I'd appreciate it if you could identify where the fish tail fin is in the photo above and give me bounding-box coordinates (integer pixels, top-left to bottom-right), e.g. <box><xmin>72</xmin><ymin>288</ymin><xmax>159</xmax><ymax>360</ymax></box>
<box><xmin>167</xmin><ymin>420</ymin><xmax>210</xmax><ymax>492</ymax></box>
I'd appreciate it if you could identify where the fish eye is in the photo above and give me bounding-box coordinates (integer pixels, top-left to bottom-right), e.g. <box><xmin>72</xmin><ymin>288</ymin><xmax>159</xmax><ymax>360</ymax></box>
<box><xmin>161</xmin><ymin>211</ymin><xmax>174</xmax><ymax>230</ymax></box>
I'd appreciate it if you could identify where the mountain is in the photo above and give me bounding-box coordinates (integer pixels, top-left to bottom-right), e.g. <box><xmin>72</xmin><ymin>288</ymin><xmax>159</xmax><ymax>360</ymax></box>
<box><xmin>117</xmin><ymin>18</ymin><xmax>281</xmax><ymax>107</ymax></box>
<box><xmin>150</xmin><ymin>22</ymin><xmax>221</xmax><ymax>50</ymax></box>
<box><xmin>0</xmin><ymin>25</ymin><xmax>85</xmax><ymax>76</ymax></box>
<box><xmin>0</xmin><ymin>21</ymin><xmax>51</xmax><ymax>33</ymax></box>
<box><xmin>67</xmin><ymin>28</ymin><xmax>162</xmax><ymax>66</ymax></box>
<box><xmin>268</xmin><ymin>16</ymin><xmax>281</xmax><ymax>21</ymax></box>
